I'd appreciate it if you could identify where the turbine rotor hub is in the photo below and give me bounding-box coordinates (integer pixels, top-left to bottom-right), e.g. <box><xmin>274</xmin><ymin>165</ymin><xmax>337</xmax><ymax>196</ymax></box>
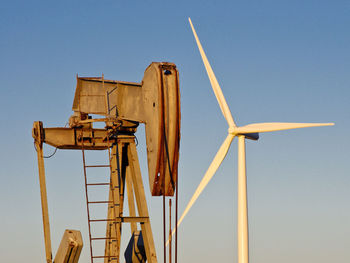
<box><xmin>228</xmin><ymin>126</ymin><xmax>237</xmax><ymax>135</ymax></box>
<box><xmin>228</xmin><ymin>126</ymin><xmax>259</xmax><ymax>141</ymax></box>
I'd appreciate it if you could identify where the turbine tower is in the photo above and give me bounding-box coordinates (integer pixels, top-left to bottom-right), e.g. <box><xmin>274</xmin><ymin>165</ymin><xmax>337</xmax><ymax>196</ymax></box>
<box><xmin>169</xmin><ymin>18</ymin><xmax>334</xmax><ymax>263</ymax></box>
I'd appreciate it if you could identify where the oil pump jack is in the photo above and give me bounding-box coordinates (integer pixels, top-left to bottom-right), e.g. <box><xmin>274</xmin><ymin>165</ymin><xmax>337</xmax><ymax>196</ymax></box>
<box><xmin>32</xmin><ymin>62</ymin><xmax>180</xmax><ymax>263</ymax></box>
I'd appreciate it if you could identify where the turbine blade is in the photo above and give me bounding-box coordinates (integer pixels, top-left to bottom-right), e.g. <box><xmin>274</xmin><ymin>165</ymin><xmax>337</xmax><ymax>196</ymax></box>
<box><xmin>188</xmin><ymin>17</ymin><xmax>236</xmax><ymax>128</ymax></box>
<box><xmin>166</xmin><ymin>133</ymin><xmax>235</xmax><ymax>246</ymax></box>
<box><xmin>236</xmin><ymin>122</ymin><xmax>334</xmax><ymax>134</ymax></box>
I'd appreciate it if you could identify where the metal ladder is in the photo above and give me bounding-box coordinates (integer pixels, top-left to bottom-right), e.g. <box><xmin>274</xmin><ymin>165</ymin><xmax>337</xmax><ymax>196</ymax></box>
<box><xmin>81</xmin><ymin>130</ymin><xmax>120</xmax><ymax>263</ymax></box>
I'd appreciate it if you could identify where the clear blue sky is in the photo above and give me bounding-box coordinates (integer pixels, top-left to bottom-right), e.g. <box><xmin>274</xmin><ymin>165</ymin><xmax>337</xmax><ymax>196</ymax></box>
<box><xmin>1</xmin><ymin>1</ymin><xmax>349</xmax><ymax>262</ymax></box>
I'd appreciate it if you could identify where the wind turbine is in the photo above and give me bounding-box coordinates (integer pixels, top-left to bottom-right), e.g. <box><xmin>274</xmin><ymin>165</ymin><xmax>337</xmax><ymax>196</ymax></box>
<box><xmin>168</xmin><ymin>18</ymin><xmax>334</xmax><ymax>263</ymax></box>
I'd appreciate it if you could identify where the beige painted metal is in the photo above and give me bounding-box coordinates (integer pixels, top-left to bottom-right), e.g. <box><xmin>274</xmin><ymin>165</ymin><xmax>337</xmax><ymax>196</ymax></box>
<box><xmin>102</xmin><ymin>138</ymin><xmax>158</xmax><ymax>263</ymax></box>
<box><xmin>142</xmin><ymin>63</ymin><xmax>180</xmax><ymax>196</ymax></box>
<box><xmin>32</xmin><ymin>121</ymin><xmax>53</xmax><ymax>263</ymax></box>
<box><xmin>104</xmin><ymin>143</ymin><xmax>123</xmax><ymax>263</ymax></box>
<box><xmin>43</xmin><ymin>127</ymin><xmax>111</xmax><ymax>150</ymax></box>
<box><xmin>54</xmin><ymin>230</ymin><xmax>83</xmax><ymax>263</ymax></box>
<box><xmin>73</xmin><ymin>78</ymin><xmax>142</xmax><ymax>119</ymax></box>
<box><xmin>34</xmin><ymin>127</ymin><xmax>159</xmax><ymax>263</ymax></box>
<box><xmin>71</xmin><ymin>62</ymin><xmax>180</xmax><ymax>196</ymax></box>
<box><xmin>126</xmin><ymin>164</ymin><xmax>137</xmax><ymax>234</ymax></box>
<box><xmin>33</xmin><ymin>61</ymin><xmax>180</xmax><ymax>263</ymax></box>
<box><xmin>237</xmin><ymin>136</ymin><xmax>248</xmax><ymax>263</ymax></box>
<box><xmin>128</xmin><ymin>142</ymin><xmax>158</xmax><ymax>263</ymax></box>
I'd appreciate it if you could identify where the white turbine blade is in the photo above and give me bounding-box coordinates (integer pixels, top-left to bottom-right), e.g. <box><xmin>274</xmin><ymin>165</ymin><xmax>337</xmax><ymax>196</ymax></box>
<box><xmin>166</xmin><ymin>133</ymin><xmax>235</xmax><ymax>246</ymax></box>
<box><xmin>189</xmin><ymin>17</ymin><xmax>236</xmax><ymax>128</ymax></box>
<box><xmin>236</xmin><ymin>122</ymin><xmax>334</xmax><ymax>134</ymax></box>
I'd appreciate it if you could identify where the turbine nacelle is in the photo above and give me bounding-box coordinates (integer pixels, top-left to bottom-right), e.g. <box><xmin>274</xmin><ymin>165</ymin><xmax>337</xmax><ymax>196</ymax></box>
<box><xmin>227</xmin><ymin>126</ymin><xmax>259</xmax><ymax>141</ymax></box>
<box><xmin>241</xmin><ymin>132</ymin><xmax>259</xmax><ymax>141</ymax></box>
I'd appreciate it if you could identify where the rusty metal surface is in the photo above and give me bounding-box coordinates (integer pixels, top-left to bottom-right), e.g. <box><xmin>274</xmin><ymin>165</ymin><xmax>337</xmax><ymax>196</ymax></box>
<box><xmin>34</xmin><ymin>62</ymin><xmax>180</xmax><ymax>196</ymax></box>
<box><xmin>37</xmin><ymin>127</ymin><xmax>110</xmax><ymax>150</ymax></box>
<box><xmin>73</xmin><ymin>77</ymin><xmax>143</xmax><ymax>121</ymax></box>
<box><xmin>33</xmin><ymin>62</ymin><xmax>181</xmax><ymax>263</ymax></box>
<box><xmin>54</xmin><ymin>230</ymin><xmax>83</xmax><ymax>263</ymax></box>
<box><xmin>68</xmin><ymin>62</ymin><xmax>181</xmax><ymax>196</ymax></box>
<box><xmin>142</xmin><ymin>62</ymin><xmax>180</xmax><ymax>196</ymax></box>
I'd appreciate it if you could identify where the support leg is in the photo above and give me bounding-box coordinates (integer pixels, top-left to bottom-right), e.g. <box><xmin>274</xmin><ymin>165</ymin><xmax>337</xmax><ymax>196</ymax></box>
<box><xmin>128</xmin><ymin>141</ymin><xmax>158</xmax><ymax>263</ymax></box>
<box><xmin>105</xmin><ymin>143</ymin><xmax>125</xmax><ymax>262</ymax></box>
<box><xmin>34</xmin><ymin>121</ymin><xmax>53</xmax><ymax>263</ymax></box>
<box><xmin>125</xmin><ymin>164</ymin><xmax>137</xmax><ymax>234</ymax></box>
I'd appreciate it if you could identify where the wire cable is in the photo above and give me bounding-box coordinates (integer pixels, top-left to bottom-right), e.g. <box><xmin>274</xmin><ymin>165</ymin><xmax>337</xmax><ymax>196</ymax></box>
<box><xmin>33</xmin><ymin>142</ymin><xmax>58</xmax><ymax>158</ymax></box>
<box><xmin>163</xmin><ymin>128</ymin><xmax>178</xmax><ymax>263</ymax></box>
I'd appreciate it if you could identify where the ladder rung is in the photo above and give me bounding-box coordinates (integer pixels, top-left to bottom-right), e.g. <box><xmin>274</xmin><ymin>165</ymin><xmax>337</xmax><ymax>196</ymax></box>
<box><xmin>92</xmin><ymin>256</ymin><xmax>117</xmax><ymax>259</ymax></box>
<box><xmin>86</xmin><ymin>183</ymin><xmax>110</xmax><ymax>186</ymax></box>
<box><xmin>85</xmin><ymin>165</ymin><xmax>111</xmax><ymax>168</ymax></box>
<box><xmin>90</xmin><ymin>217</ymin><xmax>149</xmax><ymax>223</ymax></box>
<box><xmin>91</xmin><ymin>237</ymin><xmax>117</xmax><ymax>240</ymax></box>
<box><xmin>90</xmin><ymin>219</ymin><xmax>115</xmax><ymax>222</ymax></box>
<box><xmin>88</xmin><ymin>201</ymin><xmax>112</xmax><ymax>204</ymax></box>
